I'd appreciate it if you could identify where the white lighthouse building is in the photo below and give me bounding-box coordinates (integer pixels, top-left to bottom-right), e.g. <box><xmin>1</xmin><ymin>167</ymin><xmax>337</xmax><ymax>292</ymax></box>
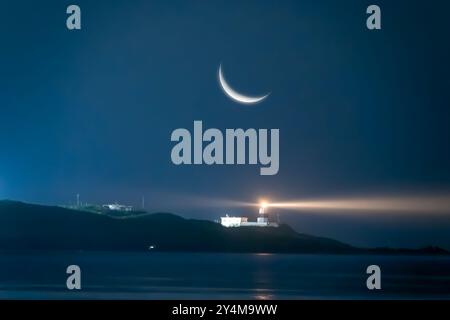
<box><xmin>220</xmin><ymin>204</ymin><xmax>278</xmax><ymax>228</ymax></box>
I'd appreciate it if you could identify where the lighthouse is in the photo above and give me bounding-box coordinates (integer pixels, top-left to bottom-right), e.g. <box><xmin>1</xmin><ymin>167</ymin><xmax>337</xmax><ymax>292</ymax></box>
<box><xmin>219</xmin><ymin>200</ymin><xmax>278</xmax><ymax>228</ymax></box>
<box><xmin>257</xmin><ymin>202</ymin><xmax>269</xmax><ymax>225</ymax></box>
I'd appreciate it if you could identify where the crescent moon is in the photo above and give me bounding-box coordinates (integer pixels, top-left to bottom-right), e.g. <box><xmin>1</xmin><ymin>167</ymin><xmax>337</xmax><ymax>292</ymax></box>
<box><xmin>218</xmin><ymin>64</ymin><xmax>270</xmax><ymax>104</ymax></box>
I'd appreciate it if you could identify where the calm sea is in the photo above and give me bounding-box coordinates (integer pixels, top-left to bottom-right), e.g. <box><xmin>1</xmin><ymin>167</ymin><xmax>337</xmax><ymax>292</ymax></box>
<box><xmin>0</xmin><ymin>252</ymin><xmax>449</xmax><ymax>299</ymax></box>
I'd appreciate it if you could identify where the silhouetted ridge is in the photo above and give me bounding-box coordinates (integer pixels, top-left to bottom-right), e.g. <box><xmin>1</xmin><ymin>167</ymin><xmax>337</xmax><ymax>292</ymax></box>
<box><xmin>0</xmin><ymin>200</ymin><xmax>447</xmax><ymax>255</ymax></box>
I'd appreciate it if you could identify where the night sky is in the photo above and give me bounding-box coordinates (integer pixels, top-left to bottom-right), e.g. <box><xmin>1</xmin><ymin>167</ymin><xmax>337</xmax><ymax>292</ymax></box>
<box><xmin>1</xmin><ymin>0</ymin><xmax>450</xmax><ymax>248</ymax></box>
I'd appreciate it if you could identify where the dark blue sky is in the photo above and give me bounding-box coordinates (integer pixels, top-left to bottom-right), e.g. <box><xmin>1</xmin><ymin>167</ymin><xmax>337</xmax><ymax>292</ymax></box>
<box><xmin>1</xmin><ymin>0</ymin><xmax>450</xmax><ymax>248</ymax></box>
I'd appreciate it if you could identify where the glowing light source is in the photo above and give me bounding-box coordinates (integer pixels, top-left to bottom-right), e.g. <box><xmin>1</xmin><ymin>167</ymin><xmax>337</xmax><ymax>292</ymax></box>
<box><xmin>260</xmin><ymin>200</ymin><xmax>268</xmax><ymax>209</ymax></box>
<box><xmin>259</xmin><ymin>199</ymin><xmax>269</xmax><ymax>214</ymax></box>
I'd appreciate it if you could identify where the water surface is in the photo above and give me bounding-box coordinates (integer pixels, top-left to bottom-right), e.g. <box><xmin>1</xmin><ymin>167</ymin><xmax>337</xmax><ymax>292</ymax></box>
<box><xmin>0</xmin><ymin>252</ymin><xmax>449</xmax><ymax>299</ymax></box>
